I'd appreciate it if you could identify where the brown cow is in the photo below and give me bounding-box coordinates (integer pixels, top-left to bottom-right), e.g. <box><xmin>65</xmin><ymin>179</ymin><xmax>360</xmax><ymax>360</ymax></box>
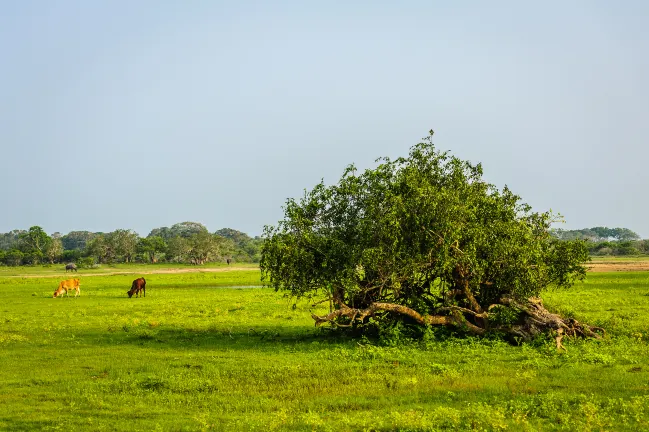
<box><xmin>127</xmin><ymin>277</ymin><xmax>146</xmax><ymax>298</ymax></box>
<box><xmin>53</xmin><ymin>278</ymin><xmax>81</xmax><ymax>298</ymax></box>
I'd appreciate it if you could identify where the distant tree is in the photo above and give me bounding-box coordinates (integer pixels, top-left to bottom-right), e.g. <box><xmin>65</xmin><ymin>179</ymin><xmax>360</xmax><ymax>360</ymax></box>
<box><xmin>609</xmin><ymin>228</ymin><xmax>640</xmax><ymax>241</ymax></box>
<box><xmin>18</xmin><ymin>226</ymin><xmax>51</xmax><ymax>265</ymax></box>
<box><xmin>215</xmin><ymin>228</ymin><xmax>262</xmax><ymax>262</ymax></box>
<box><xmin>147</xmin><ymin>226</ymin><xmax>173</xmax><ymax>240</ymax></box>
<box><xmin>86</xmin><ymin>235</ymin><xmax>110</xmax><ymax>263</ymax></box>
<box><xmin>166</xmin><ymin>236</ymin><xmax>191</xmax><ymax>263</ymax></box>
<box><xmin>637</xmin><ymin>240</ymin><xmax>649</xmax><ymax>254</ymax></box>
<box><xmin>170</xmin><ymin>222</ymin><xmax>209</xmax><ymax>238</ymax></box>
<box><xmin>105</xmin><ymin>229</ymin><xmax>139</xmax><ymax>263</ymax></box>
<box><xmin>45</xmin><ymin>237</ymin><xmax>64</xmax><ymax>264</ymax></box>
<box><xmin>215</xmin><ymin>228</ymin><xmax>251</xmax><ymax>244</ymax></box>
<box><xmin>62</xmin><ymin>249</ymin><xmax>83</xmax><ymax>263</ymax></box>
<box><xmin>0</xmin><ymin>230</ymin><xmax>25</xmax><ymax>250</ymax></box>
<box><xmin>187</xmin><ymin>231</ymin><xmax>219</xmax><ymax>265</ymax></box>
<box><xmin>551</xmin><ymin>227</ymin><xmax>641</xmax><ymax>243</ymax></box>
<box><xmin>148</xmin><ymin>222</ymin><xmax>208</xmax><ymax>241</ymax></box>
<box><xmin>61</xmin><ymin>231</ymin><xmax>97</xmax><ymax>251</ymax></box>
<box><xmin>137</xmin><ymin>236</ymin><xmax>167</xmax><ymax>263</ymax></box>
<box><xmin>261</xmin><ymin>131</ymin><xmax>599</xmax><ymax>344</ymax></box>
<box><xmin>615</xmin><ymin>241</ymin><xmax>640</xmax><ymax>256</ymax></box>
<box><xmin>4</xmin><ymin>249</ymin><xmax>24</xmax><ymax>266</ymax></box>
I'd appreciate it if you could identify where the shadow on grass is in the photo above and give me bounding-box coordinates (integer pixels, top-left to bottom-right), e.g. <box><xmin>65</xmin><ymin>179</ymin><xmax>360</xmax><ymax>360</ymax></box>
<box><xmin>0</xmin><ymin>419</ymin><xmax>57</xmax><ymax>432</ymax></box>
<box><xmin>82</xmin><ymin>324</ymin><xmax>362</xmax><ymax>353</ymax></box>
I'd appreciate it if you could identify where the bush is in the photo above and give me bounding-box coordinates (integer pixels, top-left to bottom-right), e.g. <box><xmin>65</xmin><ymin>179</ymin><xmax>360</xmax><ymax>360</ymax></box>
<box><xmin>3</xmin><ymin>249</ymin><xmax>23</xmax><ymax>266</ymax></box>
<box><xmin>62</xmin><ymin>250</ymin><xmax>83</xmax><ymax>263</ymax></box>
<box><xmin>77</xmin><ymin>257</ymin><xmax>96</xmax><ymax>269</ymax></box>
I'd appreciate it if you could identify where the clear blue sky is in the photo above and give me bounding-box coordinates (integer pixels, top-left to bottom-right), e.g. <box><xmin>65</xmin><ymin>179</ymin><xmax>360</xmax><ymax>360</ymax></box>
<box><xmin>1</xmin><ymin>1</ymin><xmax>648</xmax><ymax>237</ymax></box>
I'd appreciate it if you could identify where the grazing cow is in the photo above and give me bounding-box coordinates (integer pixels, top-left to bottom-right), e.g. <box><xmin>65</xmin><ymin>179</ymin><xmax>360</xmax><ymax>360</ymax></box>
<box><xmin>53</xmin><ymin>278</ymin><xmax>81</xmax><ymax>298</ymax></box>
<box><xmin>127</xmin><ymin>277</ymin><xmax>146</xmax><ymax>298</ymax></box>
<box><xmin>65</xmin><ymin>263</ymin><xmax>77</xmax><ymax>272</ymax></box>
<box><xmin>226</xmin><ymin>258</ymin><xmax>232</xmax><ymax>265</ymax></box>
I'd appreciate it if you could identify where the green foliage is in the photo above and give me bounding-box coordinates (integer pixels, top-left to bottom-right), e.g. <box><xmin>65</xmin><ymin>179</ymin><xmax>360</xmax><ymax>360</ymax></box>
<box><xmin>552</xmin><ymin>227</ymin><xmax>641</xmax><ymax>242</ymax></box>
<box><xmin>165</xmin><ymin>232</ymin><xmax>229</xmax><ymax>265</ymax></box>
<box><xmin>216</xmin><ymin>228</ymin><xmax>263</xmax><ymax>262</ymax></box>
<box><xmin>587</xmin><ymin>240</ymin><xmax>643</xmax><ymax>256</ymax></box>
<box><xmin>18</xmin><ymin>226</ymin><xmax>51</xmax><ymax>264</ymax></box>
<box><xmin>77</xmin><ymin>256</ymin><xmax>96</xmax><ymax>269</ymax></box>
<box><xmin>137</xmin><ymin>235</ymin><xmax>167</xmax><ymax>263</ymax></box>
<box><xmin>60</xmin><ymin>230</ymin><xmax>98</xmax><ymax>250</ymax></box>
<box><xmin>3</xmin><ymin>249</ymin><xmax>24</xmax><ymax>266</ymax></box>
<box><xmin>488</xmin><ymin>304</ymin><xmax>522</xmax><ymax>327</ymax></box>
<box><xmin>0</xmin><ymin>230</ymin><xmax>24</xmax><ymax>250</ymax></box>
<box><xmin>148</xmin><ymin>221</ymin><xmax>208</xmax><ymax>240</ymax></box>
<box><xmin>261</xmin><ymin>132</ymin><xmax>590</xmax><ymax>330</ymax></box>
<box><xmin>61</xmin><ymin>249</ymin><xmax>82</xmax><ymax>263</ymax></box>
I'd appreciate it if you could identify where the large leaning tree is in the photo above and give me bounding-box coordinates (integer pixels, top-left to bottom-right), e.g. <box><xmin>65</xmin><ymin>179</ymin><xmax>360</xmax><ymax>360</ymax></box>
<box><xmin>260</xmin><ymin>131</ymin><xmax>604</xmax><ymax>348</ymax></box>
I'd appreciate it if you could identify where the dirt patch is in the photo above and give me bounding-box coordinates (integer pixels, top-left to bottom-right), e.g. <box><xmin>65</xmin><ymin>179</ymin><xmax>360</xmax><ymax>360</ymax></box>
<box><xmin>9</xmin><ymin>267</ymin><xmax>259</xmax><ymax>278</ymax></box>
<box><xmin>587</xmin><ymin>262</ymin><xmax>649</xmax><ymax>272</ymax></box>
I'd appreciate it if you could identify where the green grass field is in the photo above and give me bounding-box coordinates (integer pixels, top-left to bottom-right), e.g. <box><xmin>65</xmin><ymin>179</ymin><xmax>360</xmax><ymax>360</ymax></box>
<box><xmin>1</xmin><ymin>266</ymin><xmax>648</xmax><ymax>431</ymax></box>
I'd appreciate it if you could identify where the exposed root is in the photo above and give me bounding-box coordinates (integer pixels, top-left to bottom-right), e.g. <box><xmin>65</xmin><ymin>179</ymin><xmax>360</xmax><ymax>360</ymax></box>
<box><xmin>311</xmin><ymin>296</ymin><xmax>603</xmax><ymax>349</ymax></box>
<box><xmin>555</xmin><ymin>328</ymin><xmax>567</xmax><ymax>351</ymax></box>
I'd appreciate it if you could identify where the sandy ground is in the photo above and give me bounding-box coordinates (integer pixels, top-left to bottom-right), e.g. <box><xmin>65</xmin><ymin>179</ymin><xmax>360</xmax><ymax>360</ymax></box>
<box><xmin>6</xmin><ymin>262</ymin><xmax>649</xmax><ymax>278</ymax></box>
<box><xmin>587</xmin><ymin>262</ymin><xmax>649</xmax><ymax>272</ymax></box>
<box><xmin>8</xmin><ymin>267</ymin><xmax>259</xmax><ymax>278</ymax></box>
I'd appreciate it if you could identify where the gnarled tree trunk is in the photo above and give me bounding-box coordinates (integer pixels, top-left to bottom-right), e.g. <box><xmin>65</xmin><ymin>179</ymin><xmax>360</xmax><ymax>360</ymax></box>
<box><xmin>312</xmin><ymin>292</ymin><xmax>604</xmax><ymax>350</ymax></box>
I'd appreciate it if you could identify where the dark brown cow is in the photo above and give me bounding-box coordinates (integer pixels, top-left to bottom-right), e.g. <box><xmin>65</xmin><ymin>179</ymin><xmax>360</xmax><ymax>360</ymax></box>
<box><xmin>127</xmin><ymin>277</ymin><xmax>146</xmax><ymax>298</ymax></box>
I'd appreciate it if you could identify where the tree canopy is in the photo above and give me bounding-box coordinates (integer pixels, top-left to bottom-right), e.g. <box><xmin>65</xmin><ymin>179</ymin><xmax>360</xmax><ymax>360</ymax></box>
<box><xmin>261</xmin><ymin>131</ymin><xmax>600</xmax><ymax>343</ymax></box>
<box><xmin>1</xmin><ymin>223</ymin><xmax>261</xmax><ymax>266</ymax></box>
<box><xmin>551</xmin><ymin>227</ymin><xmax>640</xmax><ymax>242</ymax></box>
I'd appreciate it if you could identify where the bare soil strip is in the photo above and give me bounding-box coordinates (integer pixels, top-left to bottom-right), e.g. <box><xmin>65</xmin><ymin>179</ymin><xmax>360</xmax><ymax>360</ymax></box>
<box><xmin>8</xmin><ymin>267</ymin><xmax>259</xmax><ymax>278</ymax></box>
<box><xmin>587</xmin><ymin>262</ymin><xmax>649</xmax><ymax>272</ymax></box>
<box><xmin>6</xmin><ymin>263</ymin><xmax>649</xmax><ymax>278</ymax></box>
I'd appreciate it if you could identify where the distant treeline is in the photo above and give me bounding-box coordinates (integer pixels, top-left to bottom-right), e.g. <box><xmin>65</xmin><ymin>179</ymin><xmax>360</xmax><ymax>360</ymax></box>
<box><xmin>550</xmin><ymin>227</ymin><xmax>649</xmax><ymax>256</ymax></box>
<box><xmin>0</xmin><ymin>222</ymin><xmax>262</xmax><ymax>267</ymax></box>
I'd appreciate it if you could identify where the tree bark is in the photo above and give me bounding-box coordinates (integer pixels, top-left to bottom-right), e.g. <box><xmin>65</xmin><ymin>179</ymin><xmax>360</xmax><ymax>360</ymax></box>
<box><xmin>311</xmin><ymin>296</ymin><xmax>604</xmax><ymax>349</ymax></box>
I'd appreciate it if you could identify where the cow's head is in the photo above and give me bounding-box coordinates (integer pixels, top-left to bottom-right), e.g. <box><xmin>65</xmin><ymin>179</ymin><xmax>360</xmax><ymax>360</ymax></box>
<box><xmin>127</xmin><ymin>290</ymin><xmax>134</xmax><ymax>298</ymax></box>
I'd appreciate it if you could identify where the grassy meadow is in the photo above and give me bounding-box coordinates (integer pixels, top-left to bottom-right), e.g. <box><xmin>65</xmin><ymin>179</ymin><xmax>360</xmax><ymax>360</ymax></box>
<box><xmin>1</xmin><ymin>265</ymin><xmax>648</xmax><ymax>431</ymax></box>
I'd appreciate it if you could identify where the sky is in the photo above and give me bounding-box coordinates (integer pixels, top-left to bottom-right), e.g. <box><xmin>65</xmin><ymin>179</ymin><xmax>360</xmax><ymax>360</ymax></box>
<box><xmin>1</xmin><ymin>1</ymin><xmax>648</xmax><ymax>238</ymax></box>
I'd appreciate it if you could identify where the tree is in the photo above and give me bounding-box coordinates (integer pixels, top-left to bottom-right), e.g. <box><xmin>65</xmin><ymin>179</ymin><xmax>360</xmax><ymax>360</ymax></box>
<box><xmin>261</xmin><ymin>131</ymin><xmax>602</xmax><ymax>346</ymax></box>
<box><xmin>4</xmin><ymin>249</ymin><xmax>24</xmax><ymax>266</ymax></box>
<box><xmin>170</xmin><ymin>222</ymin><xmax>208</xmax><ymax>238</ymax></box>
<box><xmin>551</xmin><ymin>227</ymin><xmax>641</xmax><ymax>242</ymax></box>
<box><xmin>166</xmin><ymin>236</ymin><xmax>191</xmax><ymax>263</ymax></box>
<box><xmin>18</xmin><ymin>226</ymin><xmax>51</xmax><ymax>265</ymax></box>
<box><xmin>215</xmin><ymin>228</ymin><xmax>262</xmax><ymax>262</ymax></box>
<box><xmin>61</xmin><ymin>231</ymin><xmax>97</xmax><ymax>251</ymax></box>
<box><xmin>45</xmin><ymin>237</ymin><xmax>64</xmax><ymax>264</ymax></box>
<box><xmin>138</xmin><ymin>236</ymin><xmax>167</xmax><ymax>263</ymax></box>
<box><xmin>147</xmin><ymin>226</ymin><xmax>173</xmax><ymax>240</ymax></box>
<box><xmin>86</xmin><ymin>235</ymin><xmax>110</xmax><ymax>263</ymax></box>
<box><xmin>186</xmin><ymin>231</ymin><xmax>219</xmax><ymax>265</ymax></box>
<box><xmin>105</xmin><ymin>229</ymin><xmax>139</xmax><ymax>263</ymax></box>
<box><xmin>0</xmin><ymin>230</ymin><xmax>25</xmax><ymax>250</ymax></box>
